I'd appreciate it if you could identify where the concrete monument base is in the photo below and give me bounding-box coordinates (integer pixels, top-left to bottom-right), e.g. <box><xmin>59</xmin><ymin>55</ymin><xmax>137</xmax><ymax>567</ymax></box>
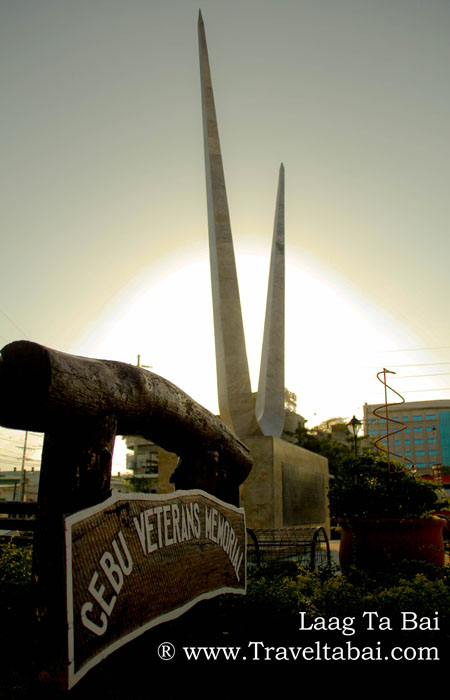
<box><xmin>239</xmin><ymin>436</ymin><xmax>329</xmax><ymax>534</ymax></box>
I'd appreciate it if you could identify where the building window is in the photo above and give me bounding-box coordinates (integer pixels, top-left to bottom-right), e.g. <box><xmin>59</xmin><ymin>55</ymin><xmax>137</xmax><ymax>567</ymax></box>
<box><xmin>415</xmin><ymin>451</ymin><xmax>425</xmax><ymax>457</ymax></box>
<box><xmin>404</xmin><ymin>439</ymin><xmax>411</xmax><ymax>446</ymax></box>
<box><xmin>414</xmin><ymin>439</ymin><xmax>424</xmax><ymax>445</ymax></box>
<box><xmin>416</xmin><ymin>463</ymin><xmax>426</xmax><ymax>468</ymax></box>
<box><xmin>429</xmin><ymin>450</ymin><xmax>438</xmax><ymax>456</ymax></box>
<box><xmin>404</xmin><ymin>451</ymin><xmax>412</xmax><ymax>457</ymax></box>
<box><xmin>427</xmin><ymin>426</ymin><xmax>436</xmax><ymax>432</ymax></box>
<box><xmin>413</xmin><ymin>427</ymin><xmax>423</xmax><ymax>433</ymax></box>
<box><xmin>412</xmin><ymin>415</ymin><xmax>423</xmax><ymax>421</ymax></box>
<box><xmin>426</xmin><ymin>414</ymin><xmax>436</xmax><ymax>420</ymax></box>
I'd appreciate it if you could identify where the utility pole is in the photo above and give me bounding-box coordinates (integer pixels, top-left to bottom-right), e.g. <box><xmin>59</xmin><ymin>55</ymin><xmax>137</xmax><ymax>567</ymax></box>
<box><xmin>19</xmin><ymin>430</ymin><xmax>28</xmax><ymax>501</ymax></box>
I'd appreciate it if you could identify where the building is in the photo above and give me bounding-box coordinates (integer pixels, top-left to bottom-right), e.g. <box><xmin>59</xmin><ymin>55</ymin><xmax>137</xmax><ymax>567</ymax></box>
<box><xmin>363</xmin><ymin>400</ymin><xmax>450</xmax><ymax>472</ymax></box>
<box><xmin>123</xmin><ymin>436</ymin><xmax>178</xmax><ymax>494</ymax></box>
<box><xmin>0</xmin><ymin>469</ymin><xmax>40</xmax><ymax>502</ymax></box>
<box><xmin>282</xmin><ymin>408</ymin><xmax>306</xmax><ymax>443</ymax></box>
<box><xmin>0</xmin><ymin>466</ymin><xmax>134</xmax><ymax>502</ymax></box>
<box><xmin>124</xmin><ymin>435</ymin><xmax>159</xmax><ymax>475</ymax></box>
<box><xmin>122</xmin><ymin>435</ymin><xmax>160</xmax><ymax>493</ymax></box>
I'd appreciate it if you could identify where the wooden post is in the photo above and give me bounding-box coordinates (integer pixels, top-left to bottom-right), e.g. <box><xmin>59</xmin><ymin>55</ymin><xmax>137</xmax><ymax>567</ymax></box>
<box><xmin>34</xmin><ymin>414</ymin><xmax>117</xmax><ymax>688</ymax></box>
<box><xmin>171</xmin><ymin>450</ymin><xmax>240</xmax><ymax>506</ymax></box>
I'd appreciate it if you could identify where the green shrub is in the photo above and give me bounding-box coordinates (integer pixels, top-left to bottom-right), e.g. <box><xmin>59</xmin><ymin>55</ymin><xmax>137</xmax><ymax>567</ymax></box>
<box><xmin>0</xmin><ymin>540</ymin><xmax>33</xmax><ymax>585</ymax></box>
<box><xmin>329</xmin><ymin>453</ymin><xmax>448</xmax><ymax>520</ymax></box>
<box><xmin>226</xmin><ymin>560</ymin><xmax>450</xmax><ymax>641</ymax></box>
<box><xmin>374</xmin><ymin>573</ymin><xmax>450</xmax><ymax>620</ymax></box>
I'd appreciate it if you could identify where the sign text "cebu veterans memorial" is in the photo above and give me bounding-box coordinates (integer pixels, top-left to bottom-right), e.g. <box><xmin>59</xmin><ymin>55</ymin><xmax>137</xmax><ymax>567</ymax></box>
<box><xmin>65</xmin><ymin>490</ymin><xmax>246</xmax><ymax>688</ymax></box>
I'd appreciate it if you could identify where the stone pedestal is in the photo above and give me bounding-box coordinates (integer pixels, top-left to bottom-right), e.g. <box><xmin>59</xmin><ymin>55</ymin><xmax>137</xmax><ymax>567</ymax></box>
<box><xmin>240</xmin><ymin>436</ymin><xmax>329</xmax><ymax>533</ymax></box>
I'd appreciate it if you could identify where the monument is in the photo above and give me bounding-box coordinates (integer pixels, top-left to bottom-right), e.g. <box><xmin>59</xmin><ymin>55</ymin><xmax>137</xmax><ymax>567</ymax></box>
<box><xmin>198</xmin><ymin>9</ymin><xmax>260</xmax><ymax>439</ymax></box>
<box><xmin>198</xmin><ymin>12</ymin><xmax>329</xmax><ymax>532</ymax></box>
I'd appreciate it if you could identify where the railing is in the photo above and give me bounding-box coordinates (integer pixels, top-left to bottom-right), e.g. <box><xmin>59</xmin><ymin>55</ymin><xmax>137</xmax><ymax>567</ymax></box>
<box><xmin>0</xmin><ymin>500</ymin><xmax>38</xmax><ymax>531</ymax></box>
<box><xmin>247</xmin><ymin>526</ymin><xmax>331</xmax><ymax>570</ymax></box>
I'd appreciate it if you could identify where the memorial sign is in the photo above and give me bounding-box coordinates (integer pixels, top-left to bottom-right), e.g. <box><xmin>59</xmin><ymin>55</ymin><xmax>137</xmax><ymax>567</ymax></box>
<box><xmin>65</xmin><ymin>489</ymin><xmax>246</xmax><ymax>689</ymax></box>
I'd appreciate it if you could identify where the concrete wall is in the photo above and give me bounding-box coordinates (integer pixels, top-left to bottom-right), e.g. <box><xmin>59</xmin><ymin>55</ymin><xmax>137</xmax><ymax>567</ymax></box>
<box><xmin>240</xmin><ymin>436</ymin><xmax>329</xmax><ymax>534</ymax></box>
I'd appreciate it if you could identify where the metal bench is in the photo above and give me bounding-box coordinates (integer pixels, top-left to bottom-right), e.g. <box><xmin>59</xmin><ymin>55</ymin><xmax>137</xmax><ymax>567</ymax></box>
<box><xmin>247</xmin><ymin>526</ymin><xmax>331</xmax><ymax>570</ymax></box>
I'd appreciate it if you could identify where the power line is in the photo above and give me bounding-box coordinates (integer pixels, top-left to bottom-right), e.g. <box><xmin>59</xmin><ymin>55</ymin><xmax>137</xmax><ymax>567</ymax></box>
<box><xmin>394</xmin><ymin>373</ymin><xmax>450</xmax><ymax>379</ymax></box>
<box><xmin>0</xmin><ymin>458</ymin><xmax>40</xmax><ymax>468</ymax></box>
<box><xmin>375</xmin><ymin>362</ymin><xmax>450</xmax><ymax>368</ymax></box>
<box><xmin>401</xmin><ymin>388</ymin><xmax>450</xmax><ymax>393</ymax></box>
<box><xmin>383</xmin><ymin>346</ymin><xmax>450</xmax><ymax>353</ymax></box>
<box><xmin>0</xmin><ymin>308</ymin><xmax>30</xmax><ymax>340</ymax></box>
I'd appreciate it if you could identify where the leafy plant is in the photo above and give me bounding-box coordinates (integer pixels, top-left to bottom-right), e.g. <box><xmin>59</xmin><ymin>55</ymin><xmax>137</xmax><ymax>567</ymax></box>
<box><xmin>212</xmin><ymin>559</ymin><xmax>450</xmax><ymax>645</ymax></box>
<box><xmin>329</xmin><ymin>452</ymin><xmax>448</xmax><ymax>521</ymax></box>
<box><xmin>295</xmin><ymin>423</ymin><xmax>352</xmax><ymax>477</ymax></box>
<box><xmin>0</xmin><ymin>540</ymin><xmax>32</xmax><ymax>585</ymax></box>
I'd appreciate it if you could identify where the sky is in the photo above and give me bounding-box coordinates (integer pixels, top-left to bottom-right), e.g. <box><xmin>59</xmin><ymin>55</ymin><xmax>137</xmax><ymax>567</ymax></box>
<box><xmin>1</xmin><ymin>0</ymin><xmax>450</xmax><ymax>474</ymax></box>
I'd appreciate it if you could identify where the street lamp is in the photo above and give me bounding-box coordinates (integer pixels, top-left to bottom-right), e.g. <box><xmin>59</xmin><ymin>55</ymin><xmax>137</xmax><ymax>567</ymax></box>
<box><xmin>347</xmin><ymin>415</ymin><xmax>362</xmax><ymax>457</ymax></box>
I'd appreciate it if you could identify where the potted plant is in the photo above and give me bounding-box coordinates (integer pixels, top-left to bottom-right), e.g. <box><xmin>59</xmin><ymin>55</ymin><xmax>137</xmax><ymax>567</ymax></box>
<box><xmin>329</xmin><ymin>453</ymin><xmax>449</xmax><ymax>571</ymax></box>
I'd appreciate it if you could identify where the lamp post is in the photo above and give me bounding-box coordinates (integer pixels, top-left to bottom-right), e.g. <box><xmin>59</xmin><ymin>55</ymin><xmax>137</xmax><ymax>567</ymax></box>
<box><xmin>347</xmin><ymin>415</ymin><xmax>362</xmax><ymax>457</ymax></box>
<box><xmin>432</xmin><ymin>463</ymin><xmax>443</xmax><ymax>487</ymax></box>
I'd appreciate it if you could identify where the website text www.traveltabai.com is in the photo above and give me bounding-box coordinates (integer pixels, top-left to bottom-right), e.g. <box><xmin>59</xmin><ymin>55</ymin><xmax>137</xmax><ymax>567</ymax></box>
<box><xmin>156</xmin><ymin>611</ymin><xmax>442</xmax><ymax>664</ymax></box>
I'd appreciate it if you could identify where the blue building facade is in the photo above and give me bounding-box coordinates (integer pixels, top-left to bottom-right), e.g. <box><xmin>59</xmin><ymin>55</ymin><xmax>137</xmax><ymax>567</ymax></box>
<box><xmin>364</xmin><ymin>400</ymin><xmax>450</xmax><ymax>471</ymax></box>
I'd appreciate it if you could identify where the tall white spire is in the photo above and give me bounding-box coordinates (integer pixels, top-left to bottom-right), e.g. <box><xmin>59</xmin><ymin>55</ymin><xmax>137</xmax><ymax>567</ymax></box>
<box><xmin>198</xmin><ymin>11</ymin><xmax>261</xmax><ymax>438</ymax></box>
<box><xmin>256</xmin><ymin>164</ymin><xmax>285</xmax><ymax>437</ymax></box>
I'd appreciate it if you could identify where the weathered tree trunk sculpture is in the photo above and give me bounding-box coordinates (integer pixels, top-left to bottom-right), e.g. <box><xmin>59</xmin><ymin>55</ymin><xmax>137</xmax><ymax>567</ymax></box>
<box><xmin>0</xmin><ymin>340</ymin><xmax>252</xmax><ymax>686</ymax></box>
<box><xmin>0</xmin><ymin>340</ymin><xmax>252</xmax><ymax>499</ymax></box>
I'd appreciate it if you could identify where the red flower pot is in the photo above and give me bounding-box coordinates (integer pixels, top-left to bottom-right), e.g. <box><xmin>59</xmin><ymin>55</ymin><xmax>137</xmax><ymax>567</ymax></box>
<box><xmin>339</xmin><ymin>517</ymin><xmax>446</xmax><ymax>571</ymax></box>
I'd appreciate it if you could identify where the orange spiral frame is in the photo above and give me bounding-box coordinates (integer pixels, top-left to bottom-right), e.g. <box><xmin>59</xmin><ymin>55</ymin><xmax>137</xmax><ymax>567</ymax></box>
<box><xmin>373</xmin><ymin>368</ymin><xmax>416</xmax><ymax>474</ymax></box>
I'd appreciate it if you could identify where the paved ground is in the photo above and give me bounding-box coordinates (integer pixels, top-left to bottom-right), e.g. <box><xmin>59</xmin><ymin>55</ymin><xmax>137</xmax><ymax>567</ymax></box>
<box><xmin>329</xmin><ymin>539</ymin><xmax>340</xmax><ymax>567</ymax></box>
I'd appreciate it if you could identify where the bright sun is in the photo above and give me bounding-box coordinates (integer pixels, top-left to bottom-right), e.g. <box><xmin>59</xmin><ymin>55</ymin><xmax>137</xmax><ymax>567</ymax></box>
<box><xmin>77</xmin><ymin>250</ymin><xmax>404</xmax><ymax>427</ymax></box>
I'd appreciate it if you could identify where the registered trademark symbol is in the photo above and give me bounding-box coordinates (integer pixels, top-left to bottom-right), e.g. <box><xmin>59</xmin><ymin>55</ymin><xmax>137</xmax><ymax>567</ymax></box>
<box><xmin>157</xmin><ymin>642</ymin><xmax>176</xmax><ymax>660</ymax></box>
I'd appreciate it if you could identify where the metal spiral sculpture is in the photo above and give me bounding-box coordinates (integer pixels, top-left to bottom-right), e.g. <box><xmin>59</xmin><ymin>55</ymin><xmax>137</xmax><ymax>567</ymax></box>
<box><xmin>373</xmin><ymin>368</ymin><xmax>416</xmax><ymax>474</ymax></box>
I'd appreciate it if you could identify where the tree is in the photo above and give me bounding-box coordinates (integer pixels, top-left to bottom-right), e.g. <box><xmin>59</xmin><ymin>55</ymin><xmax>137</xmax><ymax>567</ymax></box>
<box><xmin>294</xmin><ymin>424</ymin><xmax>352</xmax><ymax>479</ymax></box>
<box><xmin>315</xmin><ymin>417</ymin><xmax>348</xmax><ymax>431</ymax></box>
<box><xmin>284</xmin><ymin>388</ymin><xmax>297</xmax><ymax>413</ymax></box>
<box><xmin>123</xmin><ymin>475</ymin><xmax>157</xmax><ymax>494</ymax></box>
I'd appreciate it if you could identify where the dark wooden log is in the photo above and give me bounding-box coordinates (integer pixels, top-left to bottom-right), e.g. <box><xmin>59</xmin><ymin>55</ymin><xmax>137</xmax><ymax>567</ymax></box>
<box><xmin>170</xmin><ymin>451</ymin><xmax>240</xmax><ymax>506</ymax></box>
<box><xmin>33</xmin><ymin>414</ymin><xmax>117</xmax><ymax>689</ymax></box>
<box><xmin>0</xmin><ymin>340</ymin><xmax>252</xmax><ymax>489</ymax></box>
